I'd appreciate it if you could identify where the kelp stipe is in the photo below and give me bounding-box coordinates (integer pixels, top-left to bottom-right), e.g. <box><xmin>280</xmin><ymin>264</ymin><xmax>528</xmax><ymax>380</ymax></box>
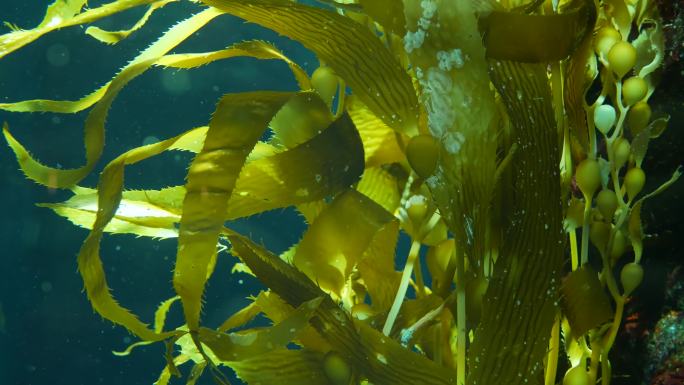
<box><xmin>1</xmin><ymin>0</ymin><xmax>680</xmax><ymax>384</ymax></box>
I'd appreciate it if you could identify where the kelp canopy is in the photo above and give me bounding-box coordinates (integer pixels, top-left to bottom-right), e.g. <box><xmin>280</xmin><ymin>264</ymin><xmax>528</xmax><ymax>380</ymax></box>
<box><xmin>0</xmin><ymin>0</ymin><xmax>680</xmax><ymax>384</ymax></box>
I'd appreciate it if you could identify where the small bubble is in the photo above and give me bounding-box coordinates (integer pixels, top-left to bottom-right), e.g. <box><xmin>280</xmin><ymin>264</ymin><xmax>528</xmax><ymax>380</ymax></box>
<box><xmin>40</xmin><ymin>281</ymin><xmax>53</xmax><ymax>293</ymax></box>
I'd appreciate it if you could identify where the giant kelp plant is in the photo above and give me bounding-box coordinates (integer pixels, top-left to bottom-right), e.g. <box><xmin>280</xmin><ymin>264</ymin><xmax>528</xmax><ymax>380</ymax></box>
<box><xmin>0</xmin><ymin>0</ymin><xmax>681</xmax><ymax>384</ymax></box>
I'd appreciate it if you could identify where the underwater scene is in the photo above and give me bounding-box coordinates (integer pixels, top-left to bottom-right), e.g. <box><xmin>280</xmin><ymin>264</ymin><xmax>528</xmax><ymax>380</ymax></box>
<box><xmin>0</xmin><ymin>0</ymin><xmax>682</xmax><ymax>385</ymax></box>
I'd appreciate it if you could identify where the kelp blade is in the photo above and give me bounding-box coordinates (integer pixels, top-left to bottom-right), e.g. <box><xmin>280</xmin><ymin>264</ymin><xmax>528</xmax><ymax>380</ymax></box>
<box><xmin>468</xmin><ymin>60</ymin><xmax>564</xmax><ymax>385</ymax></box>
<box><xmin>479</xmin><ymin>0</ymin><xmax>596</xmax><ymax>62</ymax></box>
<box><xmin>173</xmin><ymin>91</ymin><xmax>294</xmax><ymax>331</ymax></box>
<box><xmin>228</xmin><ymin>111</ymin><xmax>364</xmax><ymax>220</ymax></box>
<box><xmin>227</xmin><ymin>232</ymin><xmax>455</xmax><ymax>385</ymax></box>
<box><xmin>292</xmin><ymin>189</ymin><xmax>398</xmax><ymax>297</ymax></box>
<box><xmin>73</xmin><ymin>116</ymin><xmax>222</xmax><ymax>341</ymax></box>
<box><xmin>199</xmin><ymin>0</ymin><xmax>419</xmax><ymax>136</ymax></box>
<box><xmin>2</xmin><ymin>8</ymin><xmax>222</xmax><ymax>188</ymax></box>
<box><xmin>0</xmin><ymin>0</ymin><xmax>159</xmax><ymax>59</ymax></box>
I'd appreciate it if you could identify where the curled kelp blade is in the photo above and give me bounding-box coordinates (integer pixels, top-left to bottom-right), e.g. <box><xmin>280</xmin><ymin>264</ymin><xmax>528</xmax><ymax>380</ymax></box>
<box><xmin>252</xmin><ymin>291</ymin><xmax>331</xmax><ymax>352</ymax></box>
<box><xmin>36</xmin><ymin>185</ymin><xmax>181</xmax><ymax>239</ymax></box>
<box><xmin>228</xmin><ymin>111</ymin><xmax>364</xmax><ymax>220</ymax></box>
<box><xmin>292</xmin><ymin>189</ymin><xmax>398</xmax><ymax>298</ymax></box>
<box><xmin>199</xmin><ymin>297</ymin><xmax>323</xmax><ymax>361</ymax></box>
<box><xmin>85</xmin><ymin>0</ymin><xmax>179</xmax><ymax>44</ymax></box>
<box><xmin>113</xmin><ymin>296</ymin><xmax>181</xmax><ymax>356</ymax></box>
<box><xmin>2</xmin><ymin>8</ymin><xmax>222</xmax><ymax>188</ymax></box>
<box><xmin>73</xmin><ymin>115</ymin><xmax>222</xmax><ymax>341</ymax></box>
<box><xmin>156</xmin><ymin>39</ymin><xmax>311</xmax><ymax>90</ymax></box>
<box><xmin>0</xmin><ymin>0</ymin><xmax>159</xmax><ymax>59</ymax></box>
<box><xmin>346</xmin><ymin>95</ymin><xmax>406</xmax><ymax>168</ymax></box>
<box><xmin>39</xmin><ymin>107</ymin><xmax>364</xmax><ymax>238</ymax></box>
<box><xmin>227</xmin><ymin>232</ymin><xmax>456</xmax><ymax>385</ymax></box>
<box><xmin>356</xmin><ymin>166</ymin><xmax>402</xmax><ymax>215</ymax></box>
<box><xmin>173</xmin><ymin>91</ymin><xmax>295</xmax><ymax>332</ymax></box>
<box><xmin>199</xmin><ymin>0</ymin><xmax>420</xmax><ymax>136</ymax></box>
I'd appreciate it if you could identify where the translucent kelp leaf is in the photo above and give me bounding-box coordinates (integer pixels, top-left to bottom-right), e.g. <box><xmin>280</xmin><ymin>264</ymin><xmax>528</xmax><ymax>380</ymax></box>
<box><xmin>227</xmin><ymin>111</ymin><xmax>364</xmax><ymax>220</ymax></box>
<box><xmin>174</xmin><ymin>91</ymin><xmax>294</xmax><ymax>332</ymax></box>
<box><xmin>253</xmin><ymin>291</ymin><xmax>330</xmax><ymax>352</ymax></box>
<box><xmin>385</xmin><ymin>295</ymin><xmax>443</xmax><ymax>339</ymax></box>
<box><xmin>227</xmin><ymin>232</ymin><xmax>456</xmax><ymax>385</ymax></box>
<box><xmin>199</xmin><ymin>0</ymin><xmax>419</xmax><ymax>136</ymax></box>
<box><xmin>269</xmin><ymin>91</ymin><xmax>332</xmax><ymax>149</ymax></box>
<box><xmin>155</xmin><ymin>353</ymin><xmax>191</xmax><ymax>385</ymax></box>
<box><xmin>2</xmin><ymin>8</ymin><xmax>222</xmax><ymax>188</ymax></box>
<box><xmin>632</xmin><ymin>17</ymin><xmax>665</xmax><ymax>106</ymax></box>
<box><xmin>38</xmin><ymin>189</ymin><xmax>180</xmax><ymax>239</ymax></box>
<box><xmin>292</xmin><ymin>189</ymin><xmax>397</xmax><ymax>297</ymax></box>
<box><xmin>43</xmin><ymin>107</ymin><xmax>364</xmax><ymax>230</ymax></box>
<box><xmin>199</xmin><ymin>297</ymin><xmax>323</xmax><ymax>362</ymax></box>
<box><xmin>229</xmin><ymin>349</ymin><xmax>331</xmax><ymax>385</ymax></box>
<box><xmin>561</xmin><ymin>266</ymin><xmax>613</xmax><ymax>337</ymax></box>
<box><xmin>356</xmin><ymin>215</ymin><xmax>401</xmax><ymax>313</ymax></box>
<box><xmin>217</xmin><ymin>299</ymin><xmax>261</xmax><ymax>333</ymax></box>
<box><xmin>85</xmin><ymin>0</ymin><xmax>178</xmax><ymax>44</ymax></box>
<box><xmin>631</xmin><ymin>121</ymin><xmax>652</xmax><ymax>167</ymax></box>
<box><xmin>113</xmin><ymin>296</ymin><xmax>181</xmax><ymax>356</ymax></box>
<box><xmin>0</xmin><ymin>0</ymin><xmax>157</xmax><ymax>59</ymax></box>
<box><xmin>156</xmin><ymin>40</ymin><xmax>311</xmax><ymax>90</ymax></box>
<box><xmin>356</xmin><ymin>167</ymin><xmax>401</xmax><ymax>215</ymax></box>
<box><xmin>346</xmin><ymin>95</ymin><xmax>405</xmax><ymax>168</ymax></box>
<box><xmin>628</xmin><ymin>201</ymin><xmax>644</xmax><ymax>263</ymax></box>
<box><xmin>71</xmin><ymin>115</ymin><xmax>222</xmax><ymax>340</ymax></box>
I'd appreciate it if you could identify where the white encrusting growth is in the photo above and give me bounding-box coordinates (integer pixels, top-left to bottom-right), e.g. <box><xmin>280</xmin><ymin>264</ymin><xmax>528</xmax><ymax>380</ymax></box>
<box><xmin>437</xmin><ymin>49</ymin><xmax>465</xmax><ymax>71</ymax></box>
<box><xmin>403</xmin><ymin>0</ymin><xmax>437</xmax><ymax>53</ymax></box>
<box><xmin>404</xmin><ymin>2</ymin><xmax>467</xmax><ymax>153</ymax></box>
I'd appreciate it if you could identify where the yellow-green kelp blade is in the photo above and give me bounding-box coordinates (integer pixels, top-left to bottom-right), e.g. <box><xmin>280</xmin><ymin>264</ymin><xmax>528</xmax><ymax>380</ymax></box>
<box><xmin>252</xmin><ymin>291</ymin><xmax>331</xmax><ymax>352</ymax></box>
<box><xmin>155</xmin><ymin>39</ymin><xmax>311</xmax><ymax>90</ymax></box>
<box><xmin>346</xmin><ymin>96</ymin><xmax>406</xmax><ymax>168</ymax></box>
<box><xmin>85</xmin><ymin>0</ymin><xmax>178</xmax><ymax>45</ymax></box>
<box><xmin>2</xmin><ymin>8</ymin><xmax>222</xmax><ymax>188</ymax></box>
<box><xmin>227</xmin><ymin>112</ymin><xmax>365</xmax><ymax>220</ymax></box>
<box><xmin>0</xmin><ymin>0</ymin><xmax>159</xmax><ymax>59</ymax></box>
<box><xmin>173</xmin><ymin>91</ymin><xmax>295</xmax><ymax>332</ymax></box>
<box><xmin>199</xmin><ymin>0</ymin><xmax>419</xmax><ymax>136</ymax></box>
<box><xmin>113</xmin><ymin>296</ymin><xmax>181</xmax><ymax>356</ymax></box>
<box><xmin>74</xmin><ymin>117</ymin><xmax>218</xmax><ymax>341</ymax></box>
<box><xmin>227</xmin><ymin>232</ymin><xmax>456</xmax><ymax>385</ymax></box>
<box><xmin>199</xmin><ymin>297</ymin><xmax>323</xmax><ymax>361</ymax></box>
<box><xmin>292</xmin><ymin>189</ymin><xmax>398</xmax><ymax>298</ymax></box>
<box><xmin>41</xmin><ymin>108</ymin><xmax>364</xmax><ymax>240</ymax></box>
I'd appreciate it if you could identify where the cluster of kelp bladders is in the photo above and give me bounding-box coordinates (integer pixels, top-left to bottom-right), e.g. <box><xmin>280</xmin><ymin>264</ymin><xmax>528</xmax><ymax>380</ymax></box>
<box><xmin>0</xmin><ymin>0</ymin><xmax>681</xmax><ymax>384</ymax></box>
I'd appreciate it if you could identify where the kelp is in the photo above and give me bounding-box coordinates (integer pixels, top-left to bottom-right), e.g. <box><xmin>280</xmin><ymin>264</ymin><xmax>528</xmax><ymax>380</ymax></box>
<box><xmin>198</xmin><ymin>0</ymin><xmax>420</xmax><ymax>136</ymax></box>
<box><xmin>1</xmin><ymin>0</ymin><xmax>680</xmax><ymax>385</ymax></box>
<box><xmin>469</xmin><ymin>59</ymin><xmax>565</xmax><ymax>385</ymax></box>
